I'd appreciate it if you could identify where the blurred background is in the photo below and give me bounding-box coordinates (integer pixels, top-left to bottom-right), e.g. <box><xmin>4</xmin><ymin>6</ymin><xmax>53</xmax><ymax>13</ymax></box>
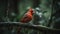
<box><xmin>0</xmin><ymin>0</ymin><xmax>60</xmax><ymax>34</ymax></box>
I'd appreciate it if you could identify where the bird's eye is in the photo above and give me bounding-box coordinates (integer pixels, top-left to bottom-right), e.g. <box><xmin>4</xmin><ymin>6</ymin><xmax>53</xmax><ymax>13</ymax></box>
<box><xmin>25</xmin><ymin>16</ymin><xmax>28</xmax><ymax>18</ymax></box>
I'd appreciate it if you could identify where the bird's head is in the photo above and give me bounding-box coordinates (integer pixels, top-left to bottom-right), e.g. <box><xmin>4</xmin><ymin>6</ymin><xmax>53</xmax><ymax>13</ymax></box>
<box><xmin>28</xmin><ymin>7</ymin><xmax>35</xmax><ymax>15</ymax></box>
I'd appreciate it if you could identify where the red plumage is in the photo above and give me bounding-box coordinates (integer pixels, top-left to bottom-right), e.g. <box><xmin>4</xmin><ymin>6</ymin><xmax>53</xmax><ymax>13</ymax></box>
<box><xmin>20</xmin><ymin>8</ymin><xmax>34</xmax><ymax>23</ymax></box>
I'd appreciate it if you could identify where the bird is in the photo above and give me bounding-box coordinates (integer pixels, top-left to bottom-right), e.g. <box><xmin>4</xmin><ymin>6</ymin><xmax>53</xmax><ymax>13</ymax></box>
<box><xmin>20</xmin><ymin>7</ymin><xmax>34</xmax><ymax>23</ymax></box>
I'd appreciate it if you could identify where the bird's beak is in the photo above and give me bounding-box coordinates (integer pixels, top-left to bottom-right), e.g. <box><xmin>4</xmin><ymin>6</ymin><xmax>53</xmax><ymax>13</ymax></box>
<box><xmin>33</xmin><ymin>11</ymin><xmax>35</xmax><ymax>14</ymax></box>
<box><xmin>32</xmin><ymin>9</ymin><xmax>35</xmax><ymax>14</ymax></box>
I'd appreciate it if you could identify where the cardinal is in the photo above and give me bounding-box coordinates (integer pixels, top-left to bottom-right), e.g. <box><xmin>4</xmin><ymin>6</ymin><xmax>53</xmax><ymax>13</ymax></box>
<box><xmin>20</xmin><ymin>7</ymin><xmax>34</xmax><ymax>23</ymax></box>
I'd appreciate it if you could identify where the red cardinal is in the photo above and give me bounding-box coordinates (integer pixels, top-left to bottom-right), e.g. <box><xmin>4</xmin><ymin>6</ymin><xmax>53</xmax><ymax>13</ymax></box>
<box><xmin>20</xmin><ymin>7</ymin><xmax>34</xmax><ymax>23</ymax></box>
